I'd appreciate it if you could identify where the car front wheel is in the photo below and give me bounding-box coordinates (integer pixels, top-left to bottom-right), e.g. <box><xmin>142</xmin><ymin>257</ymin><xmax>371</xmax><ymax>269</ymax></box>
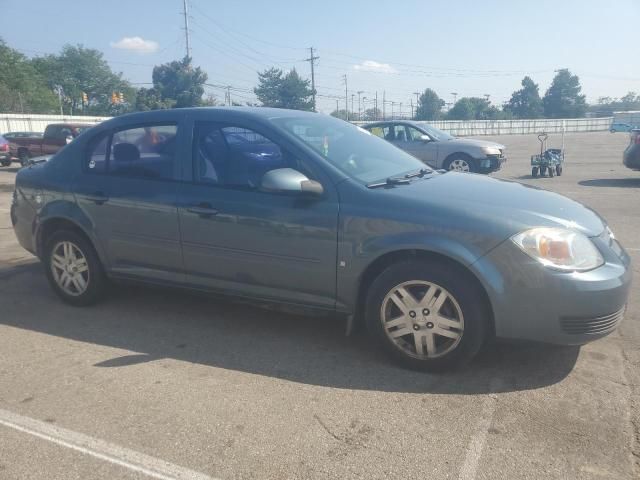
<box><xmin>44</xmin><ymin>230</ymin><xmax>106</xmax><ymax>306</ymax></box>
<box><xmin>445</xmin><ymin>155</ymin><xmax>476</xmax><ymax>173</ymax></box>
<box><xmin>365</xmin><ymin>260</ymin><xmax>488</xmax><ymax>371</ymax></box>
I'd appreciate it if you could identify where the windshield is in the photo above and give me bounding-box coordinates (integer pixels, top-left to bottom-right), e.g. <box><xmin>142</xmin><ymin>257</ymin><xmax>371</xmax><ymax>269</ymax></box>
<box><xmin>272</xmin><ymin>115</ymin><xmax>428</xmax><ymax>184</ymax></box>
<box><xmin>415</xmin><ymin>123</ymin><xmax>454</xmax><ymax>141</ymax></box>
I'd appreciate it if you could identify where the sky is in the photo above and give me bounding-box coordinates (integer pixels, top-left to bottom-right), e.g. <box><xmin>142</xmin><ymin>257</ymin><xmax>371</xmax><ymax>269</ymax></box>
<box><xmin>2</xmin><ymin>0</ymin><xmax>640</xmax><ymax>114</ymax></box>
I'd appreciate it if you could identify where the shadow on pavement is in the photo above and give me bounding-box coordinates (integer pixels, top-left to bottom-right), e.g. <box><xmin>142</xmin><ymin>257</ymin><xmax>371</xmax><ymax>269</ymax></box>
<box><xmin>579</xmin><ymin>178</ymin><xmax>640</xmax><ymax>188</ymax></box>
<box><xmin>0</xmin><ymin>266</ymin><xmax>579</xmax><ymax>395</ymax></box>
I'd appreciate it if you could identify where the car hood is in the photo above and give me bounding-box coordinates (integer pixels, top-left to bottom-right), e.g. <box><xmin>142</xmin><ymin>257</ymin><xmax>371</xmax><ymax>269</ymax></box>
<box><xmin>382</xmin><ymin>172</ymin><xmax>605</xmax><ymax>238</ymax></box>
<box><xmin>448</xmin><ymin>138</ymin><xmax>505</xmax><ymax>150</ymax></box>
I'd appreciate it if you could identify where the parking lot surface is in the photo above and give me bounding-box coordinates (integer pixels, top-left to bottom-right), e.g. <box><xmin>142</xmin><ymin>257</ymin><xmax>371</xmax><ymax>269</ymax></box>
<box><xmin>0</xmin><ymin>131</ymin><xmax>638</xmax><ymax>480</ymax></box>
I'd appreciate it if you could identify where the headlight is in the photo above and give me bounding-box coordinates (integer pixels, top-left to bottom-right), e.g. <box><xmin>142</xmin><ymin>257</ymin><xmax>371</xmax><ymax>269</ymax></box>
<box><xmin>511</xmin><ymin>227</ymin><xmax>604</xmax><ymax>271</ymax></box>
<box><xmin>481</xmin><ymin>146</ymin><xmax>502</xmax><ymax>156</ymax></box>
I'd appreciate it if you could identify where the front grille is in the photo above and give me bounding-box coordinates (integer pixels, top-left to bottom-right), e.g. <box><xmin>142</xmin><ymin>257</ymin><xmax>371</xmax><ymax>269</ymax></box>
<box><xmin>560</xmin><ymin>308</ymin><xmax>625</xmax><ymax>335</ymax></box>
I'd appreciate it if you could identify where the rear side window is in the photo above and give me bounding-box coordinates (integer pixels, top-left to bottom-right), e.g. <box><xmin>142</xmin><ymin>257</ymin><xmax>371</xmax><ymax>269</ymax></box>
<box><xmin>84</xmin><ymin>124</ymin><xmax>178</xmax><ymax>180</ymax></box>
<box><xmin>87</xmin><ymin>135</ymin><xmax>109</xmax><ymax>173</ymax></box>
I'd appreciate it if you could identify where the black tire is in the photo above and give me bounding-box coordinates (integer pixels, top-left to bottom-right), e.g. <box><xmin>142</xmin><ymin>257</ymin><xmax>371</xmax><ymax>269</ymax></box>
<box><xmin>444</xmin><ymin>154</ymin><xmax>477</xmax><ymax>173</ymax></box>
<box><xmin>548</xmin><ymin>165</ymin><xmax>555</xmax><ymax>177</ymax></box>
<box><xmin>43</xmin><ymin>230</ymin><xmax>107</xmax><ymax>306</ymax></box>
<box><xmin>0</xmin><ymin>159</ymin><xmax>10</xmax><ymax>167</ymax></box>
<box><xmin>364</xmin><ymin>259</ymin><xmax>489</xmax><ymax>371</ymax></box>
<box><xmin>556</xmin><ymin>165</ymin><xmax>562</xmax><ymax>176</ymax></box>
<box><xmin>539</xmin><ymin>165</ymin><xmax>547</xmax><ymax>176</ymax></box>
<box><xmin>532</xmin><ymin>167</ymin><xmax>539</xmax><ymax>177</ymax></box>
<box><xmin>18</xmin><ymin>149</ymin><xmax>30</xmax><ymax>166</ymax></box>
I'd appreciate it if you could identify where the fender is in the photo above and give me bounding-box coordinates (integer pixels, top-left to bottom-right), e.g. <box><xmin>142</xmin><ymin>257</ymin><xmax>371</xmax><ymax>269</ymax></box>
<box><xmin>35</xmin><ymin>200</ymin><xmax>110</xmax><ymax>269</ymax></box>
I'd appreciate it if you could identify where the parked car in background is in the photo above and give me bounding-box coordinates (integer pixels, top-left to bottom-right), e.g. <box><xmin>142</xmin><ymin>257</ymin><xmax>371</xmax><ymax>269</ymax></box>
<box><xmin>0</xmin><ymin>135</ymin><xmax>11</xmax><ymax>166</ymax></box>
<box><xmin>623</xmin><ymin>128</ymin><xmax>640</xmax><ymax>170</ymax></box>
<box><xmin>3</xmin><ymin>131</ymin><xmax>43</xmax><ymax>139</ymax></box>
<box><xmin>610</xmin><ymin>123</ymin><xmax>635</xmax><ymax>133</ymax></box>
<box><xmin>11</xmin><ymin>108</ymin><xmax>631</xmax><ymax>371</ymax></box>
<box><xmin>362</xmin><ymin>120</ymin><xmax>506</xmax><ymax>173</ymax></box>
<box><xmin>9</xmin><ymin>123</ymin><xmax>93</xmax><ymax>165</ymax></box>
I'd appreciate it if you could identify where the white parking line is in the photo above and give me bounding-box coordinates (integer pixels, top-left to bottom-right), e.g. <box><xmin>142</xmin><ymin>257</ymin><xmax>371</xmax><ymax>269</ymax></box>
<box><xmin>0</xmin><ymin>408</ymin><xmax>217</xmax><ymax>480</ymax></box>
<box><xmin>457</xmin><ymin>378</ymin><xmax>502</xmax><ymax>480</ymax></box>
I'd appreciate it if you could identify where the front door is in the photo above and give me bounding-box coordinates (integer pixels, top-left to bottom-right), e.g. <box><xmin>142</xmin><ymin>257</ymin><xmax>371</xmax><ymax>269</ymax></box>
<box><xmin>74</xmin><ymin>123</ymin><xmax>183</xmax><ymax>282</ymax></box>
<box><xmin>178</xmin><ymin>122</ymin><xmax>339</xmax><ymax>309</ymax></box>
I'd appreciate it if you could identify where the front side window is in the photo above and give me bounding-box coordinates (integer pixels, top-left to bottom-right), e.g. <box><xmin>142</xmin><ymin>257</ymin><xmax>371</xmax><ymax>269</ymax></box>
<box><xmin>109</xmin><ymin>125</ymin><xmax>177</xmax><ymax>180</ymax></box>
<box><xmin>194</xmin><ymin>123</ymin><xmax>301</xmax><ymax>189</ymax></box>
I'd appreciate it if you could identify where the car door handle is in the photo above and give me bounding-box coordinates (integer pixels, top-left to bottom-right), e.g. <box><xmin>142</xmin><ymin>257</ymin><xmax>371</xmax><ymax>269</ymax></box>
<box><xmin>186</xmin><ymin>204</ymin><xmax>219</xmax><ymax>217</ymax></box>
<box><xmin>82</xmin><ymin>192</ymin><xmax>109</xmax><ymax>205</ymax></box>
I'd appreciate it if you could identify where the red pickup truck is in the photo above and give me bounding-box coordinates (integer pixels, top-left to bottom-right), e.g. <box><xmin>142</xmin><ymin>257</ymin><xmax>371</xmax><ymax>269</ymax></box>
<box><xmin>9</xmin><ymin>123</ymin><xmax>93</xmax><ymax>165</ymax></box>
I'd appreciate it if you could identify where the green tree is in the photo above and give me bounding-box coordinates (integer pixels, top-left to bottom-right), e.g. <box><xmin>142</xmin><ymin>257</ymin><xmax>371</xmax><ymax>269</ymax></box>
<box><xmin>543</xmin><ymin>69</ymin><xmax>587</xmax><ymax>118</ymax></box>
<box><xmin>0</xmin><ymin>39</ymin><xmax>58</xmax><ymax>113</ymax></box>
<box><xmin>362</xmin><ymin>107</ymin><xmax>381</xmax><ymax>121</ymax></box>
<box><xmin>330</xmin><ymin>109</ymin><xmax>350</xmax><ymax>120</ymax></box>
<box><xmin>254</xmin><ymin>67</ymin><xmax>314</xmax><ymax>110</ymax></box>
<box><xmin>32</xmin><ymin>44</ymin><xmax>133</xmax><ymax>115</ymax></box>
<box><xmin>505</xmin><ymin>76</ymin><xmax>543</xmax><ymax>118</ymax></box>
<box><xmin>134</xmin><ymin>87</ymin><xmax>173</xmax><ymax>112</ymax></box>
<box><xmin>152</xmin><ymin>57</ymin><xmax>207</xmax><ymax>108</ymax></box>
<box><xmin>415</xmin><ymin>88</ymin><xmax>445</xmax><ymax>120</ymax></box>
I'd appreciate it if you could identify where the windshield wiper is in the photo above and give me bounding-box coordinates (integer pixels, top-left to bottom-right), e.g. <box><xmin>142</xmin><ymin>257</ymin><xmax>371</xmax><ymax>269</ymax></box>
<box><xmin>367</xmin><ymin>168</ymin><xmax>433</xmax><ymax>188</ymax></box>
<box><xmin>404</xmin><ymin>168</ymin><xmax>431</xmax><ymax>178</ymax></box>
<box><xmin>367</xmin><ymin>176</ymin><xmax>412</xmax><ymax>188</ymax></box>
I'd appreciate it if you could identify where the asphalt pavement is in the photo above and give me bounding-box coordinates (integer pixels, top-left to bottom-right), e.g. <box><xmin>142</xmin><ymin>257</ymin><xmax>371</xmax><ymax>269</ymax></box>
<box><xmin>0</xmin><ymin>131</ymin><xmax>638</xmax><ymax>479</ymax></box>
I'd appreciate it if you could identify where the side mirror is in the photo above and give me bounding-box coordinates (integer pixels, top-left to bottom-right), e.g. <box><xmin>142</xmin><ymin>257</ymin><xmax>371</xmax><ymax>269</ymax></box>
<box><xmin>260</xmin><ymin>168</ymin><xmax>324</xmax><ymax>196</ymax></box>
<box><xmin>419</xmin><ymin>134</ymin><xmax>431</xmax><ymax>142</ymax></box>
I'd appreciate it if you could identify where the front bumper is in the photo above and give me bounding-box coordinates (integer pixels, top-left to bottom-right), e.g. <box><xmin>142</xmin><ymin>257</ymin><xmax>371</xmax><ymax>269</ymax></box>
<box><xmin>471</xmin><ymin>230</ymin><xmax>632</xmax><ymax>345</ymax></box>
<box><xmin>477</xmin><ymin>154</ymin><xmax>506</xmax><ymax>173</ymax></box>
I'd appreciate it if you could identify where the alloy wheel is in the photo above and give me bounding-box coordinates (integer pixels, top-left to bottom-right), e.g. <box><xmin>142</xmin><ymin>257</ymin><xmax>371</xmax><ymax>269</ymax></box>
<box><xmin>50</xmin><ymin>241</ymin><xmax>90</xmax><ymax>296</ymax></box>
<box><xmin>380</xmin><ymin>280</ymin><xmax>464</xmax><ymax>359</ymax></box>
<box><xmin>448</xmin><ymin>159</ymin><xmax>470</xmax><ymax>172</ymax></box>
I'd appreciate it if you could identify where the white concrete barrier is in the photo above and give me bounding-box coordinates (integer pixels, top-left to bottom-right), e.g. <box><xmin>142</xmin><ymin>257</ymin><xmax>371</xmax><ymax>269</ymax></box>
<box><xmin>1</xmin><ymin>113</ymin><xmax>614</xmax><ymax>137</ymax></box>
<box><xmin>0</xmin><ymin>113</ymin><xmax>111</xmax><ymax>134</ymax></box>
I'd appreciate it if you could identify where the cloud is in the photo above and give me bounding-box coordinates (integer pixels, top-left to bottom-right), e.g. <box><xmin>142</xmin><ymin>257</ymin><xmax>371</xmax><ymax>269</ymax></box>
<box><xmin>353</xmin><ymin>60</ymin><xmax>397</xmax><ymax>74</ymax></box>
<box><xmin>110</xmin><ymin>37</ymin><xmax>159</xmax><ymax>54</ymax></box>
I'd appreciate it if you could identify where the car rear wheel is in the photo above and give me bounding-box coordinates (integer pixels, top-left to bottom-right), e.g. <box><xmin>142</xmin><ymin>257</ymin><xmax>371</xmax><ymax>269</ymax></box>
<box><xmin>532</xmin><ymin>167</ymin><xmax>539</xmax><ymax>177</ymax></box>
<box><xmin>445</xmin><ymin>155</ymin><xmax>476</xmax><ymax>173</ymax></box>
<box><xmin>556</xmin><ymin>165</ymin><xmax>562</xmax><ymax>176</ymax></box>
<box><xmin>365</xmin><ymin>260</ymin><xmax>488</xmax><ymax>371</ymax></box>
<box><xmin>548</xmin><ymin>165</ymin><xmax>555</xmax><ymax>177</ymax></box>
<box><xmin>44</xmin><ymin>230</ymin><xmax>106</xmax><ymax>306</ymax></box>
<box><xmin>18</xmin><ymin>149</ymin><xmax>30</xmax><ymax>166</ymax></box>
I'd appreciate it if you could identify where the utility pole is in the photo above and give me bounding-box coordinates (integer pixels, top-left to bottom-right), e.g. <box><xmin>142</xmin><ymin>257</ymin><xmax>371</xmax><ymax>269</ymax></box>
<box><xmin>414</xmin><ymin>91</ymin><xmax>420</xmax><ymax>118</ymax></box>
<box><xmin>391</xmin><ymin>101</ymin><xmax>394</xmax><ymax>120</ymax></box>
<box><xmin>410</xmin><ymin>99</ymin><xmax>414</xmax><ymax>119</ymax></box>
<box><xmin>182</xmin><ymin>0</ymin><xmax>191</xmax><ymax>58</ymax></box>
<box><xmin>362</xmin><ymin>96</ymin><xmax>367</xmax><ymax>120</ymax></box>
<box><xmin>357</xmin><ymin>90</ymin><xmax>363</xmax><ymax>121</ymax></box>
<box><xmin>382</xmin><ymin>91</ymin><xmax>386</xmax><ymax>120</ymax></box>
<box><xmin>399</xmin><ymin>102</ymin><xmax>402</xmax><ymax>119</ymax></box>
<box><xmin>451</xmin><ymin>92</ymin><xmax>458</xmax><ymax>105</ymax></box>
<box><xmin>17</xmin><ymin>92</ymin><xmax>24</xmax><ymax>114</ymax></box>
<box><xmin>225</xmin><ymin>86</ymin><xmax>232</xmax><ymax>106</ymax></box>
<box><xmin>342</xmin><ymin>75</ymin><xmax>348</xmax><ymax>121</ymax></box>
<box><xmin>336</xmin><ymin>99</ymin><xmax>339</xmax><ymax>114</ymax></box>
<box><xmin>375</xmin><ymin>91</ymin><xmax>378</xmax><ymax>120</ymax></box>
<box><xmin>351</xmin><ymin>93</ymin><xmax>355</xmax><ymax>119</ymax></box>
<box><xmin>306</xmin><ymin>47</ymin><xmax>319</xmax><ymax>111</ymax></box>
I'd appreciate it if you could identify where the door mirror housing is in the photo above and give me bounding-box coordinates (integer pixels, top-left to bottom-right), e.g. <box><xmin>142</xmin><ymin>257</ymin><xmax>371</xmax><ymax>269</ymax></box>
<box><xmin>260</xmin><ymin>168</ymin><xmax>324</xmax><ymax>196</ymax></box>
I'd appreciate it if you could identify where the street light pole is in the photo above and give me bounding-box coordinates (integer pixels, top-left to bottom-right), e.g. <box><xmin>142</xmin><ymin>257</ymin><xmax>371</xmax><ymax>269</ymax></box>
<box><xmin>357</xmin><ymin>90</ymin><xmax>363</xmax><ymax>121</ymax></box>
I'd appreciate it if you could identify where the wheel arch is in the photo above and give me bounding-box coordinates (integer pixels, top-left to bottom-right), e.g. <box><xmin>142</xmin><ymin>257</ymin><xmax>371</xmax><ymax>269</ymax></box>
<box><xmin>354</xmin><ymin>248</ymin><xmax>495</xmax><ymax>336</ymax></box>
<box><xmin>36</xmin><ymin>207</ymin><xmax>108</xmax><ymax>269</ymax></box>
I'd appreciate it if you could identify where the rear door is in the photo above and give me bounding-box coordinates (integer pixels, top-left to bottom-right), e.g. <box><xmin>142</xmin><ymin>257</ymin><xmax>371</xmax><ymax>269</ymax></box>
<box><xmin>74</xmin><ymin>122</ymin><xmax>184</xmax><ymax>282</ymax></box>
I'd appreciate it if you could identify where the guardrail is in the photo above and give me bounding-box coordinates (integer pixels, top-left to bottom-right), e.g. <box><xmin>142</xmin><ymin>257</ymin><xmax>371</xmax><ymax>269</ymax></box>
<box><xmin>0</xmin><ymin>113</ymin><xmax>111</xmax><ymax>134</ymax></box>
<box><xmin>1</xmin><ymin>113</ymin><xmax>614</xmax><ymax>137</ymax></box>
<box><xmin>356</xmin><ymin>117</ymin><xmax>614</xmax><ymax>136</ymax></box>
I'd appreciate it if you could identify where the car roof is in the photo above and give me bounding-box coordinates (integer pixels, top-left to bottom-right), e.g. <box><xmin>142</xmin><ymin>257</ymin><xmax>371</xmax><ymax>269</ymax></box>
<box><xmin>46</xmin><ymin>123</ymin><xmax>94</xmax><ymax>128</ymax></box>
